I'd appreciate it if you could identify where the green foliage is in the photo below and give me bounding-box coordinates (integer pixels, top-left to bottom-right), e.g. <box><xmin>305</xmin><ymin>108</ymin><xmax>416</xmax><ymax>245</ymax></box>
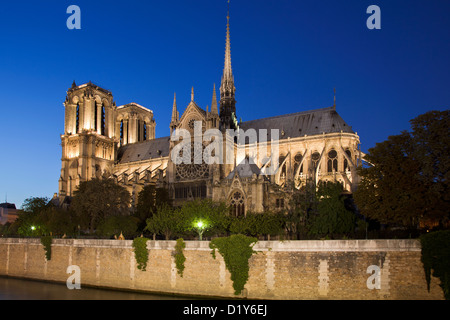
<box><xmin>0</xmin><ymin>223</ymin><xmax>10</xmax><ymax>237</ymax></box>
<box><xmin>309</xmin><ymin>181</ymin><xmax>356</xmax><ymax>237</ymax></box>
<box><xmin>132</xmin><ymin>237</ymin><xmax>149</xmax><ymax>271</ymax></box>
<box><xmin>229</xmin><ymin>212</ymin><xmax>286</xmax><ymax>239</ymax></box>
<box><xmin>71</xmin><ymin>178</ymin><xmax>131</xmax><ymax>233</ymax></box>
<box><xmin>9</xmin><ymin>202</ymin><xmax>78</xmax><ymax>238</ymax></box>
<box><xmin>285</xmin><ymin>179</ymin><xmax>317</xmax><ymax>240</ymax></box>
<box><xmin>96</xmin><ymin>215</ymin><xmax>139</xmax><ymax>239</ymax></box>
<box><xmin>12</xmin><ymin>197</ymin><xmax>52</xmax><ymax>237</ymax></box>
<box><xmin>22</xmin><ymin>197</ymin><xmax>50</xmax><ymax>214</ymax></box>
<box><xmin>40</xmin><ymin>235</ymin><xmax>52</xmax><ymax>261</ymax></box>
<box><xmin>15</xmin><ymin>212</ymin><xmax>44</xmax><ymax>237</ymax></box>
<box><xmin>136</xmin><ymin>185</ymin><xmax>171</xmax><ymax>230</ymax></box>
<box><xmin>355</xmin><ymin>110</ymin><xmax>449</xmax><ymax>229</ymax></box>
<box><xmin>210</xmin><ymin>234</ymin><xmax>258</xmax><ymax>295</ymax></box>
<box><xmin>354</xmin><ymin>132</ymin><xmax>425</xmax><ymax>227</ymax></box>
<box><xmin>180</xmin><ymin>199</ymin><xmax>229</xmax><ymax>238</ymax></box>
<box><xmin>229</xmin><ymin>216</ymin><xmax>249</xmax><ymax>235</ymax></box>
<box><xmin>38</xmin><ymin>207</ymin><xmax>77</xmax><ymax>237</ymax></box>
<box><xmin>420</xmin><ymin>231</ymin><xmax>450</xmax><ymax>300</ymax></box>
<box><xmin>174</xmin><ymin>238</ymin><xmax>186</xmax><ymax>277</ymax></box>
<box><xmin>145</xmin><ymin>203</ymin><xmax>182</xmax><ymax>240</ymax></box>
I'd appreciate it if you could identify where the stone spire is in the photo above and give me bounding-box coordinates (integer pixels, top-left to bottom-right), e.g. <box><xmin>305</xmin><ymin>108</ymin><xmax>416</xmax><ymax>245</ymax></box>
<box><xmin>171</xmin><ymin>92</ymin><xmax>178</xmax><ymax>123</ymax></box>
<box><xmin>220</xmin><ymin>6</ymin><xmax>235</xmax><ymax>100</ymax></box>
<box><xmin>333</xmin><ymin>88</ymin><xmax>336</xmax><ymax>108</ymax></box>
<box><xmin>219</xmin><ymin>1</ymin><xmax>237</xmax><ymax>130</ymax></box>
<box><xmin>191</xmin><ymin>87</ymin><xmax>194</xmax><ymax>102</ymax></box>
<box><xmin>211</xmin><ymin>84</ymin><xmax>218</xmax><ymax>115</ymax></box>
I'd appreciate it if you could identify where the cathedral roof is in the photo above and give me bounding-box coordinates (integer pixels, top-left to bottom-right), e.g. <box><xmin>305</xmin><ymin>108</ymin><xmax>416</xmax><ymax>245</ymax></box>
<box><xmin>117</xmin><ymin>136</ymin><xmax>171</xmax><ymax>164</ymax></box>
<box><xmin>115</xmin><ymin>107</ymin><xmax>355</xmax><ymax>165</ymax></box>
<box><xmin>0</xmin><ymin>203</ymin><xmax>16</xmax><ymax>209</ymax></box>
<box><xmin>238</xmin><ymin>106</ymin><xmax>355</xmax><ymax>141</ymax></box>
<box><xmin>226</xmin><ymin>158</ymin><xmax>262</xmax><ymax>179</ymax></box>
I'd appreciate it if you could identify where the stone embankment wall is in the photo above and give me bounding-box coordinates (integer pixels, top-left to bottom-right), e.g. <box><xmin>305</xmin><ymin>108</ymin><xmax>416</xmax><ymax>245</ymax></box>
<box><xmin>0</xmin><ymin>238</ymin><xmax>444</xmax><ymax>300</ymax></box>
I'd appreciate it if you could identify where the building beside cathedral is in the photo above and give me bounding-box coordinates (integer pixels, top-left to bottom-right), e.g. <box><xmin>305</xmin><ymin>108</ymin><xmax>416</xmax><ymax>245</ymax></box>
<box><xmin>58</xmin><ymin>10</ymin><xmax>362</xmax><ymax>214</ymax></box>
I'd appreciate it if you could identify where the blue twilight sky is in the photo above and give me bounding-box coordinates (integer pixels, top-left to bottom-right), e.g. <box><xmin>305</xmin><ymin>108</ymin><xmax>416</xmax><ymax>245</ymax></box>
<box><xmin>0</xmin><ymin>0</ymin><xmax>449</xmax><ymax>208</ymax></box>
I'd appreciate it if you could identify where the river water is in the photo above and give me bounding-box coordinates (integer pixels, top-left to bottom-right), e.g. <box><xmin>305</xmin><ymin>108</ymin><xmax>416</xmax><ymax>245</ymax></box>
<box><xmin>0</xmin><ymin>276</ymin><xmax>190</xmax><ymax>300</ymax></box>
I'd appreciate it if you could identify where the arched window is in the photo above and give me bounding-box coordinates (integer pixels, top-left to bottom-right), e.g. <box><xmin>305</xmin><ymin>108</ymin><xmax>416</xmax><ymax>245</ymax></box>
<box><xmin>101</xmin><ymin>105</ymin><xmax>106</xmax><ymax>136</ymax></box>
<box><xmin>143</xmin><ymin>121</ymin><xmax>147</xmax><ymax>141</ymax></box>
<box><xmin>311</xmin><ymin>152</ymin><xmax>320</xmax><ymax>171</ymax></box>
<box><xmin>344</xmin><ymin>149</ymin><xmax>352</xmax><ymax>172</ymax></box>
<box><xmin>120</xmin><ymin>120</ymin><xmax>124</xmax><ymax>144</ymax></box>
<box><xmin>94</xmin><ymin>102</ymin><xmax>98</xmax><ymax>131</ymax></box>
<box><xmin>327</xmin><ymin>149</ymin><xmax>338</xmax><ymax>173</ymax></box>
<box><xmin>278</xmin><ymin>156</ymin><xmax>287</xmax><ymax>175</ymax></box>
<box><xmin>138</xmin><ymin>120</ymin><xmax>142</xmax><ymax>142</ymax></box>
<box><xmin>230</xmin><ymin>191</ymin><xmax>245</xmax><ymax>217</ymax></box>
<box><xmin>293</xmin><ymin>152</ymin><xmax>303</xmax><ymax>176</ymax></box>
<box><xmin>76</xmin><ymin>103</ymin><xmax>80</xmax><ymax>133</ymax></box>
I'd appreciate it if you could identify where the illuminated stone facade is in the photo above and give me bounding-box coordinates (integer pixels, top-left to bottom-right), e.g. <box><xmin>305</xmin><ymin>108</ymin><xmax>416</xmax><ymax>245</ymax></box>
<box><xmin>58</xmin><ymin>12</ymin><xmax>362</xmax><ymax>213</ymax></box>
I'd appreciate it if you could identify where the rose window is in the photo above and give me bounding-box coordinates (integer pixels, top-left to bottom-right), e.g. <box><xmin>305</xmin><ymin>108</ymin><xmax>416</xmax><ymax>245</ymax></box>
<box><xmin>176</xmin><ymin>142</ymin><xmax>209</xmax><ymax>180</ymax></box>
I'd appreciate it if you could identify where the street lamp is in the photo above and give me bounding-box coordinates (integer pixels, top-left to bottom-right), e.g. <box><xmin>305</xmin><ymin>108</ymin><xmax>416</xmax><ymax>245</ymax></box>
<box><xmin>195</xmin><ymin>220</ymin><xmax>206</xmax><ymax>241</ymax></box>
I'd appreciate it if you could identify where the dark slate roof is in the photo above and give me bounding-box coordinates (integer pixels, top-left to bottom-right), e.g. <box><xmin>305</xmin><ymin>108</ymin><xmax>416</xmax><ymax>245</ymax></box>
<box><xmin>0</xmin><ymin>203</ymin><xmax>16</xmax><ymax>209</ymax></box>
<box><xmin>117</xmin><ymin>136</ymin><xmax>171</xmax><ymax>164</ymax></box>
<box><xmin>238</xmin><ymin>106</ymin><xmax>354</xmax><ymax>141</ymax></box>
<box><xmin>226</xmin><ymin>158</ymin><xmax>262</xmax><ymax>179</ymax></box>
<box><xmin>116</xmin><ymin>107</ymin><xmax>355</xmax><ymax>164</ymax></box>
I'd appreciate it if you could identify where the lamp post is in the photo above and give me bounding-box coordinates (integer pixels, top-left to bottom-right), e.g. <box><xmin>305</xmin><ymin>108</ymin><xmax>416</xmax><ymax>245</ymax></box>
<box><xmin>196</xmin><ymin>221</ymin><xmax>206</xmax><ymax>241</ymax></box>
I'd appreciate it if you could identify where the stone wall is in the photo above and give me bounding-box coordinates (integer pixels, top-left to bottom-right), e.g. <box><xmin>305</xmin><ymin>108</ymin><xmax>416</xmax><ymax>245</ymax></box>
<box><xmin>0</xmin><ymin>238</ymin><xmax>444</xmax><ymax>300</ymax></box>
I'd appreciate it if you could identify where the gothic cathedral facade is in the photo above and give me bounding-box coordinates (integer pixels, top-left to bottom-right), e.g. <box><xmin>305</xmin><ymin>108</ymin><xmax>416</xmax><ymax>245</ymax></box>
<box><xmin>58</xmin><ymin>11</ymin><xmax>362</xmax><ymax>214</ymax></box>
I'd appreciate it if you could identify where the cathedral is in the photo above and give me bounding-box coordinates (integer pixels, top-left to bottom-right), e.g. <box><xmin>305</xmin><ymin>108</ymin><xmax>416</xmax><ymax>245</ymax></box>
<box><xmin>58</xmin><ymin>9</ymin><xmax>362</xmax><ymax>215</ymax></box>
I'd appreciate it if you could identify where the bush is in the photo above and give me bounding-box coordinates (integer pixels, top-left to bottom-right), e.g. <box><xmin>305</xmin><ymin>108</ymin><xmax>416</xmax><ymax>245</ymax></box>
<box><xmin>229</xmin><ymin>212</ymin><xmax>286</xmax><ymax>239</ymax></box>
<box><xmin>132</xmin><ymin>237</ymin><xmax>150</xmax><ymax>271</ymax></box>
<box><xmin>420</xmin><ymin>230</ymin><xmax>450</xmax><ymax>300</ymax></box>
<box><xmin>96</xmin><ymin>215</ymin><xmax>139</xmax><ymax>239</ymax></box>
<box><xmin>174</xmin><ymin>238</ymin><xmax>186</xmax><ymax>277</ymax></box>
<box><xmin>210</xmin><ymin>234</ymin><xmax>258</xmax><ymax>295</ymax></box>
<box><xmin>40</xmin><ymin>235</ymin><xmax>52</xmax><ymax>261</ymax></box>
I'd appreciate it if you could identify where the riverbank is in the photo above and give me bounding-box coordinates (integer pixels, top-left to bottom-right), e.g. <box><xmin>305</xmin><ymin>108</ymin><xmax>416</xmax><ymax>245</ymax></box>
<box><xmin>0</xmin><ymin>238</ymin><xmax>444</xmax><ymax>300</ymax></box>
<box><xmin>0</xmin><ymin>275</ymin><xmax>192</xmax><ymax>300</ymax></box>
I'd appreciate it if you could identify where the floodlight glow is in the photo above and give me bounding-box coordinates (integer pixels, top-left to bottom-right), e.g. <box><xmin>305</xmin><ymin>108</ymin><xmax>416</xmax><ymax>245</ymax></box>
<box><xmin>31</xmin><ymin>226</ymin><xmax>36</xmax><ymax>231</ymax></box>
<box><xmin>197</xmin><ymin>221</ymin><xmax>204</xmax><ymax>229</ymax></box>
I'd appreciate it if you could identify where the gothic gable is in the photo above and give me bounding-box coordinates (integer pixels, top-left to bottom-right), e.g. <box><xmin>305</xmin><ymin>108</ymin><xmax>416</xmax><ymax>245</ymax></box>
<box><xmin>178</xmin><ymin>101</ymin><xmax>207</xmax><ymax>132</ymax></box>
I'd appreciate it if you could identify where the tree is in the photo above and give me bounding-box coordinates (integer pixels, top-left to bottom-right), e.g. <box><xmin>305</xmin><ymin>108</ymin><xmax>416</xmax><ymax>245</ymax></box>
<box><xmin>70</xmin><ymin>178</ymin><xmax>131</xmax><ymax>233</ymax></box>
<box><xmin>38</xmin><ymin>206</ymin><xmax>77</xmax><ymax>237</ymax></box>
<box><xmin>96</xmin><ymin>215</ymin><xmax>139</xmax><ymax>239</ymax></box>
<box><xmin>10</xmin><ymin>197</ymin><xmax>51</xmax><ymax>237</ymax></box>
<box><xmin>21</xmin><ymin>197</ymin><xmax>50</xmax><ymax>214</ymax></box>
<box><xmin>135</xmin><ymin>185</ymin><xmax>171</xmax><ymax>231</ymax></box>
<box><xmin>229</xmin><ymin>212</ymin><xmax>286</xmax><ymax>240</ymax></box>
<box><xmin>14</xmin><ymin>211</ymin><xmax>44</xmax><ymax>237</ymax></box>
<box><xmin>145</xmin><ymin>203</ymin><xmax>182</xmax><ymax>240</ymax></box>
<box><xmin>179</xmin><ymin>199</ymin><xmax>229</xmax><ymax>238</ymax></box>
<box><xmin>354</xmin><ymin>110</ymin><xmax>449</xmax><ymax>230</ymax></box>
<box><xmin>309</xmin><ymin>181</ymin><xmax>356</xmax><ymax>237</ymax></box>
<box><xmin>409</xmin><ymin>110</ymin><xmax>449</xmax><ymax>226</ymax></box>
<box><xmin>285</xmin><ymin>179</ymin><xmax>317</xmax><ymax>239</ymax></box>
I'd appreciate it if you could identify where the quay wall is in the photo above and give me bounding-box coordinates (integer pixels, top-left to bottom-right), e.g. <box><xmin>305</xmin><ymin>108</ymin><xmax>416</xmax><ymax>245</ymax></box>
<box><xmin>0</xmin><ymin>238</ymin><xmax>444</xmax><ymax>300</ymax></box>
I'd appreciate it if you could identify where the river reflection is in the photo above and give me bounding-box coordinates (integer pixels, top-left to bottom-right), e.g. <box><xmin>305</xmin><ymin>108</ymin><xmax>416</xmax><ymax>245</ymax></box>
<box><xmin>0</xmin><ymin>276</ymin><xmax>190</xmax><ymax>300</ymax></box>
